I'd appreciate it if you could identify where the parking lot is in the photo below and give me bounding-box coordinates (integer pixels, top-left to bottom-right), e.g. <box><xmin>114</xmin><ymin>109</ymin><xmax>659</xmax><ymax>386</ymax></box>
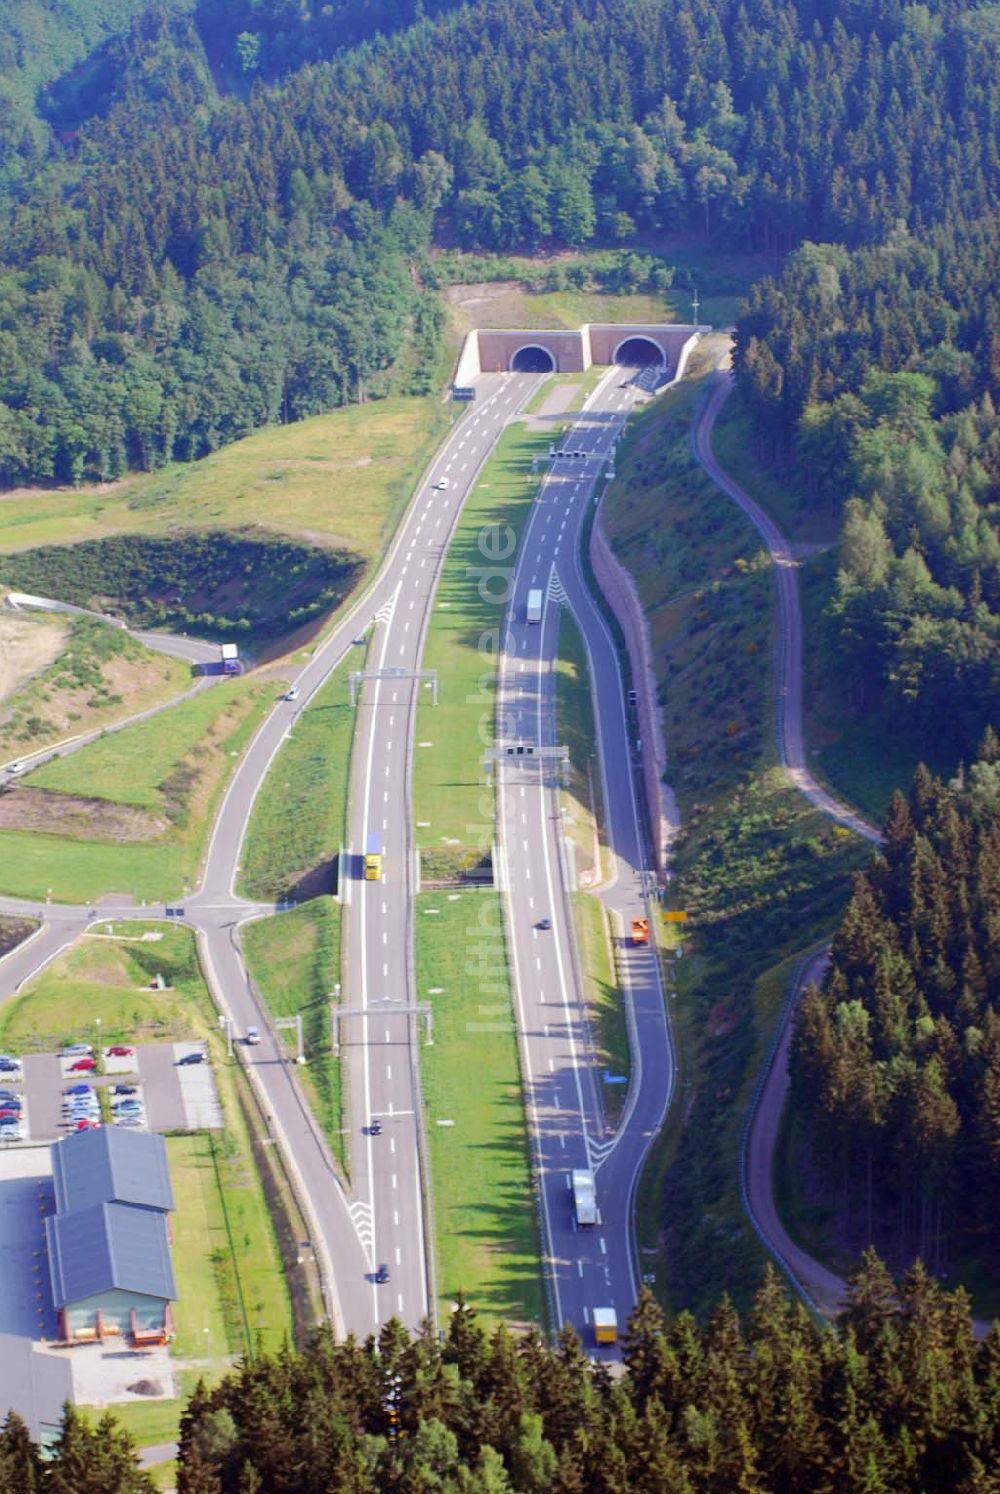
<box><xmin>5</xmin><ymin>1041</ymin><xmax>222</xmax><ymax>1144</ymax></box>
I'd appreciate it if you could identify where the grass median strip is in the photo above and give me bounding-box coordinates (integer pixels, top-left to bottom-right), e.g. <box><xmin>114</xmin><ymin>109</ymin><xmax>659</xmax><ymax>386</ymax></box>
<box><xmin>0</xmin><ymin>677</ymin><xmax>274</xmax><ymax>901</ymax></box>
<box><xmin>413</xmin><ymin>419</ymin><xmax>558</xmax><ymax>881</ymax></box>
<box><xmin>417</xmin><ymin>887</ymin><xmax>543</xmax><ymax>1327</ymax></box>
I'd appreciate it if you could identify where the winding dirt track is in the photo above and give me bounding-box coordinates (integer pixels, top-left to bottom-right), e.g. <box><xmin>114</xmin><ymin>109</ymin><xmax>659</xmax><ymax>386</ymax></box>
<box><xmin>690</xmin><ymin>355</ymin><xmax>880</xmax><ymax>1314</ymax></box>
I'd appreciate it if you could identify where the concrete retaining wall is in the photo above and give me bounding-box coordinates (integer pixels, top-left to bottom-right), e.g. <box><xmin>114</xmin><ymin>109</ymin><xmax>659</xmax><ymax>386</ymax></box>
<box><xmin>453</xmin><ymin>324</ymin><xmax>699</xmax><ymax>381</ymax></box>
<box><xmin>590</xmin><ymin>513</ymin><xmax>676</xmax><ymax>876</ymax></box>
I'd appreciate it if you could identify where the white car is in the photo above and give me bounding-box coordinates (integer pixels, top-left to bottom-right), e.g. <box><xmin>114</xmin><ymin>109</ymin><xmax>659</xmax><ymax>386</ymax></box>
<box><xmin>433</xmin><ymin>477</ymin><xmax>449</xmax><ymax>490</ymax></box>
<box><xmin>245</xmin><ymin>1026</ymin><xmax>261</xmax><ymax>1046</ymax></box>
<box><xmin>285</xmin><ymin>686</ymin><xmax>300</xmax><ymax>702</ymax></box>
<box><xmin>6</xmin><ymin>761</ymin><xmax>25</xmax><ymax>775</ymax></box>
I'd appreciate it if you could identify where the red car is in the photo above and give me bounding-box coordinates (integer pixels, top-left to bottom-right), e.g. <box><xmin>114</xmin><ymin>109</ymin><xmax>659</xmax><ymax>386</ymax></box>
<box><xmin>0</xmin><ymin>1108</ymin><xmax>18</xmax><ymax>1121</ymax></box>
<box><xmin>105</xmin><ymin>1046</ymin><xmax>134</xmax><ymax>1058</ymax></box>
<box><xmin>75</xmin><ymin>1119</ymin><xmax>100</xmax><ymax>1130</ymax></box>
<box><xmin>69</xmin><ymin>1057</ymin><xmax>96</xmax><ymax>1072</ymax></box>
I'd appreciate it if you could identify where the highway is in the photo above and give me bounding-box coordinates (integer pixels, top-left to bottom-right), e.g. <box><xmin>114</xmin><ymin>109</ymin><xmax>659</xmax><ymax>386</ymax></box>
<box><xmin>0</xmin><ymin>353</ymin><xmax>685</xmax><ymax>1347</ymax></box>
<box><xmin>495</xmin><ymin>366</ymin><xmax>675</xmax><ymax>1352</ymax></box>
<box><xmin>0</xmin><ymin>373</ymin><xmax>540</xmax><ymax>1338</ymax></box>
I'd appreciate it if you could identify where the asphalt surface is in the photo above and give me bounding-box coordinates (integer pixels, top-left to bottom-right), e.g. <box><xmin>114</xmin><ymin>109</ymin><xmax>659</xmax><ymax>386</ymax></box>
<box><xmin>495</xmin><ymin>366</ymin><xmax>676</xmax><ymax>1354</ymax></box>
<box><xmin>0</xmin><ymin>375</ymin><xmax>543</xmax><ymax>1339</ymax></box>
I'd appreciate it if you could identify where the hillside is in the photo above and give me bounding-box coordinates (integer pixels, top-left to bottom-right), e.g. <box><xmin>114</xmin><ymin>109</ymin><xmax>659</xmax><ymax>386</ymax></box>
<box><xmin>2</xmin><ymin>0</ymin><xmax>1000</xmax><ymax>487</ymax></box>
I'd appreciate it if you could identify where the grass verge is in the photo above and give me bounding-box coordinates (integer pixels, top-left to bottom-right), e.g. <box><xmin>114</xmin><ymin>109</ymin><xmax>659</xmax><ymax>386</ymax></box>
<box><xmin>0</xmin><ymin>677</ymin><xmax>274</xmax><ymax>901</ymax></box>
<box><xmin>602</xmin><ymin>372</ymin><xmax>867</xmax><ymax>1315</ymax></box>
<box><xmin>417</xmin><ymin>887</ymin><xmax>543</xmax><ymax>1327</ymax></box>
<box><xmin>241</xmin><ymin>899</ymin><xmax>346</xmax><ymax>1174</ymax></box>
<box><xmin>239</xmin><ymin>656</ymin><xmax>357</xmax><ymax>902</ymax></box>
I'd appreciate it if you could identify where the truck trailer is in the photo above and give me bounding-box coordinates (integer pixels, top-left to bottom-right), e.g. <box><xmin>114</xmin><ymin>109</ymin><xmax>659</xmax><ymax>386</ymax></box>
<box><xmin>593</xmin><ymin>1307</ymin><xmax>618</xmax><ymax>1345</ymax></box>
<box><xmin>571</xmin><ymin>1169</ymin><xmax>598</xmax><ymax>1228</ymax></box>
<box><xmin>364</xmin><ymin>833</ymin><xmax>383</xmax><ymax>881</ymax></box>
<box><xmin>526</xmin><ymin>589</ymin><xmax>543</xmax><ymax>623</ymax></box>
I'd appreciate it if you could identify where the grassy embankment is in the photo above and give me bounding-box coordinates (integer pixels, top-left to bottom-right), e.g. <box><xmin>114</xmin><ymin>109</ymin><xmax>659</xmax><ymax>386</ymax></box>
<box><xmin>710</xmin><ymin>390</ymin><xmax>959</xmax><ymax>822</ymax></box>
<box><xmin>413</xmin><ymin>409</ymin><xmax>590</xmax><ymax>1323</ymax></box>
<box><xmin>0</xmin><ymin>677</ymin><xmax>274</xmax><ymax>901</ymax></box>
<box><xmin>238</xmin><ymin>656</ymin><xmax>359</xmax><ymax>1175</ymax></box>
<box><xmin>600</xmin><ymin>367</ymin><xmax>868</xmax><ymax>1316</ymax></box>
<box><xmin>435</xmin><ymin>242</ymin><xmax>758</xmax><ymax>335</ymax></box>
<box><xmin>0</xmin><ymin>397</ymin><xmax>449</xmax><ymax>562</ymax></box>
<box><xmin>1</xmin><ymin>921</ymin><xmax>298</xmax><ymax>1456</ymax></box>
<box><xmin>0</xmin><ymin>614</ymin><xmax>191</xmax><ymax>762</ymax></box>
<box><xmin>552</xmin><ymin>608</ymin><xmax>630</xmax><ymax>1124</ymax></box>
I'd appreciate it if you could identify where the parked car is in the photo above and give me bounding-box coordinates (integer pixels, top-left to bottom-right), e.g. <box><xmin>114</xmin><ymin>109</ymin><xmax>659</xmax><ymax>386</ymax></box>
<box><xmin>0</xmin><ymin>1055</ymin><xmax>21</xmax><ymax>1071</ymax></box>
<box><xmin>0</xmin><ymin>1114</ymin><xmax>23</xmax><ymax>1129</ymax></box>
<box><xmin>68</xmin><ymin>1057</ymin><xmax>96</xmax><ymax>1072</ymax></box>
<box><xmin>105</xmin><ymin>1046</ymin><xmax>134</xmax><ymax>1059</ymax></box>
<box><xmin>112</xmin><ymin>1099</ymin><xmax>143</xmax><ymax>1112</ymax></box>
<box><xmin>177</xmin><ymin>1052</ymin><xmax>205</xmax><ymax>1066</ymax></box>
<box><xmin>111</xmin><ymin>1084</ymin><xmax>137</xmax><ymax>1097</ymax></box>
<box><xmin>75</xmin><ymin>1120</ymin><xmax>100</xmax><ymax>1131</ymax></box>
<box><xmin>65</xmin><ymin>1083</ymin><xmax>94</xmax><ymax>1096</ymax></box>
<box><xmin>0</xmin><ymin>1126</ymin><xmax>24</xmax><ymax>1141</ymax></box>
<box><xmin>60</xmin><ymin>1044</ymin><xmax>93</xmax><ymax>1057</ymax></box>
<box><xmin>0</xmin><ymin>1109</ymin><xmax>20</xmax><ymax>1121</ymax></box>
<box><xmin>0</xmin><ymin>1091</ymin><xmax>22</xmax><ymax>1105</ymax></box>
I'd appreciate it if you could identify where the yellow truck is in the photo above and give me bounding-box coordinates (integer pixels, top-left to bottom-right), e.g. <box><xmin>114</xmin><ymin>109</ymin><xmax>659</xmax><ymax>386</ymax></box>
<box><xmin>593</xmin><ymin>1307</ymin><xmax>618</xmax><ymax>1345</ymax></box>
<box><xmin>364</xmin><ymin>833</ymin><xmax>383</xmax><ymax>881</ymax></box>
<box><xmin>631</xmin><ymin>917</ymin><xmax>649</xmax><ymax>946</ymax></box>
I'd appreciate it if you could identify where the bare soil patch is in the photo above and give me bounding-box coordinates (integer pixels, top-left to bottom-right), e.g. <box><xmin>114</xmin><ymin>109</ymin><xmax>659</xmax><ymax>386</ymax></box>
<box><xmin>0</xmin><ymin>916</ymin><xmax>36</xmax><ymax>958</ymax></box>
<box><xmin>0</xmin><ymin>614</ymin><xmax>68</xmax><ymax>708</ymax></box>
<box><xmin>0</xmin><ymin>786</ymin><xmax>168</xmax><ymax>842</ymax></box>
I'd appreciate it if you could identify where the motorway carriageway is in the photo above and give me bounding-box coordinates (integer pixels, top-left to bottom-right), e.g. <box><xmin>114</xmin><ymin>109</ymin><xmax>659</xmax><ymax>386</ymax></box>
<box><xmin>495</xmin><ymin>366</ymin><xmax>675</xmax><ymax>1354</ymax></box>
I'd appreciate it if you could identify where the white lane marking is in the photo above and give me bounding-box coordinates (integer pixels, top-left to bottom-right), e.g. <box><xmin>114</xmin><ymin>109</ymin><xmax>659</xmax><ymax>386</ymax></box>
<box><xmin>392</xmin><ymin>1173</ymin><xmax>398</xmax><ymax>1190</ymax></box>
<box><xmin>390</xmin><ymin>1136</ymin><xmax>396</xmax><ymax>1154</ymax></box>
<box><xmin>386</xmin><ymin>1064</ymin><xmax>393</xmax><ymax>1080</ymax></box>
<box><xmin>382</xmin><ymin>931</ymin><xmax>388</xmax><ymax>944</ymax></box>
<box><xmin>384</xmin><ymin>1027</ymin><xmax>390</xmax><ymax>1042</ymax></box>
<box><xmin>393</xmin><ymin>1210</ymin><xmax>399</xmax><ymax>1226</ymax></box>
<box><xmin>599</xmin><ymin>1237</ymin><xmax>607</xmax><ymax>1255</ymax></box>
<box><xmin>397</xmin><ymin>1292</ymin><xmax>404</xmax><ymax>1312</ymax></box>
<box><xmin>396</xmin><ymin>1246</ymin><xmax>402</xmax><ymax>1263</ymax></box>
<box><xmin>577</xmin><ymin>1260</ymin><xmax>584</xmax><ymax>1277</ymax></box>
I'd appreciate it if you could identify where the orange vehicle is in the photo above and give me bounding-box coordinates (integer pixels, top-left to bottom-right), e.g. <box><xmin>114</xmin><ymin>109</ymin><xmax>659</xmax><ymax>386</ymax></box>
<box><xmin>631</xmin><ymin>917</ymin><xmax>649</xmax><ymax>946</ymax></box>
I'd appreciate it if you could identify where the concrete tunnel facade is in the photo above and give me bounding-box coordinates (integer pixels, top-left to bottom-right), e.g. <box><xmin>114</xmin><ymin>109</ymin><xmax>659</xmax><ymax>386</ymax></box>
<box><xmin>454</xmin><ymin>323</ymin><xmax>698</xmax><ymax>383</ymax></box>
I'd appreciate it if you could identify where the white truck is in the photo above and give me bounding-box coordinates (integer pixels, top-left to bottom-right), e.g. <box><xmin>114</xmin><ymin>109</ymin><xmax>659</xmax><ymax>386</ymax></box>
<box><xmin>526</xmin><ymin>588</ymin><xmax>543</xmax><ymax>623</ymax></box>
<box><xmin>571</xmin><ymin>1168</ymin><xmax>598</xmax><ymax>1228</ymax></box>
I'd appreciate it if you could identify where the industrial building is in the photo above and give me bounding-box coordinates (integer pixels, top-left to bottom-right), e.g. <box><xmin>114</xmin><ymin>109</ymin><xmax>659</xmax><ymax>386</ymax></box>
<box><xmin>45</xmin><ymin>1127</ymin><xmax>176</xmax><ymax>1346</ymax></box>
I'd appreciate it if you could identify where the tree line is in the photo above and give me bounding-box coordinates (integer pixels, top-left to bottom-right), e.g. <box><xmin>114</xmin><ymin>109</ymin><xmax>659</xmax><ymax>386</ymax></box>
<box><xmin>3</xmin><ymin>0</ymin><xmax>1000</xmax><ymax>486</ymax></box>
<box><xmin>3</xmin><ymin>1261</ymin><xmax>999</xmax><ymax>1491</ymax></box>
<box><xmin>791</xmin><ymin>736</ymin><xmax>1000</xmax><ymax>1271</ymax></box>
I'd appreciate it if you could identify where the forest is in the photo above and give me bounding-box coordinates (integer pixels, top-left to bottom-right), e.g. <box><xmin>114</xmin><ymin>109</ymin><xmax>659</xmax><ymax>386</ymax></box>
<box><xmin>790</xmin><ymin>735</ymin><xmax>1000</xmax><ymax>1271</ymax></box>
<box><xmin>735</xmin><ymin>216</ymin><xmax>1000</xmax><ymax>751</ymax></box>
<box><xmin>4</xmin><ymin>1265</ymin><xmax>999</xmax><ymax>1491</ymax></box>
<box><xmin>2</xmin><ymin>0</ymin><xmax>1000</xmax><ymax>488</ymax></box>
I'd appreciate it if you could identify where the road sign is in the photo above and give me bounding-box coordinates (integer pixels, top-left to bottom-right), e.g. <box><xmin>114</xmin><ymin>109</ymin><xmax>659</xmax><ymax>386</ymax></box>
<box><xmin>452</xmin><ymin>386</ymin><xmax>476</xmax><ymax>401</ymax></box>
<box><xmin>663</xmin><ymin>910</ymin><xmax>688</xmax><ymax>922</ymax></box>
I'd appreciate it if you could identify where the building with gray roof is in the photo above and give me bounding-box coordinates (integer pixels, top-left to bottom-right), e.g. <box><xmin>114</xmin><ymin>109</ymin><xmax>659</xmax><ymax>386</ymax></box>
<box><xmin>46</xmin><ymin>1128</ymin><xmax>176</xmax><ymax>1345</ymax></box>
<box><xmin>51</xmin><ymin>1124</ymin><xmax>174</xmax><ymax>1217</ymax></box>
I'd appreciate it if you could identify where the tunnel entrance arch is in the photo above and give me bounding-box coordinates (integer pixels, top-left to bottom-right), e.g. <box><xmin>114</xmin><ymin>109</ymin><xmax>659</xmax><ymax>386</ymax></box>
<box><xmin>613</xmin><ymin>334</ymin><xmax>665</xmax><ymax>367</ymax></box>
<box><xmin>511</xmin><ymin>344</ymin><xmax>557</xmax><ymax>373</ymax></box>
